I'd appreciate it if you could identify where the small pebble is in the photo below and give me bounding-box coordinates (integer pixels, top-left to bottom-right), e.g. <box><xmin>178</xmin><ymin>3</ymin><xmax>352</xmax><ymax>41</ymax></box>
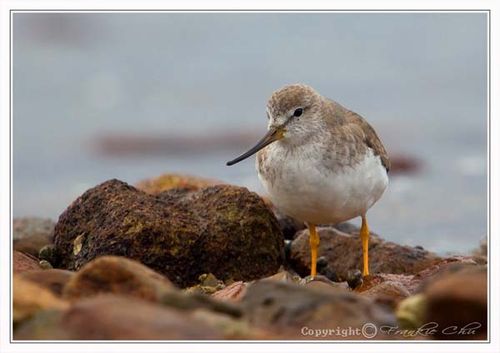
<box><xmin>347</xmin><ymin>269</ymin><xmax>363</xmax><ymax>289</ymax></box>
<box><xmin>199</xmin><ymin>273</ymin><xmax>220</xmax><ymax>287</ymax></box>
<box><xmin>38</xmin><ymin>260</ymin><xmax>53</xmax><ymax>269</ymax></box>
<box><xmin>38</xmin><ymin>244</ymin><xmax>59</xmax><ymax>266</ymax></box>
<box><xmin>316</xmin><ymin>256</ymin><xmax>328</xmax><ymax>271</ymax></box>
<box><xmin>317</xmin><ymin>257</ymin><xmax>338</xmax><ymax>282</ymax></box>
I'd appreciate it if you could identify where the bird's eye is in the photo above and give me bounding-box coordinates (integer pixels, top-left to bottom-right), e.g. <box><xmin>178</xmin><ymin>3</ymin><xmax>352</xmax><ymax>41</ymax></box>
<box><xmin>293</xmin><ymin>108</ymin><xmax>303</xmax><ymax>117</ymax></box>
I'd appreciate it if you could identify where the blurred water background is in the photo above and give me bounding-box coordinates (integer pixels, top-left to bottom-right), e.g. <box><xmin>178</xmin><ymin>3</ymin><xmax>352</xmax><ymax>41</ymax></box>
<box><xmin>13</xmin><ymin>13</ymin><xmax>487</xmax><ymax>254</ymax></box>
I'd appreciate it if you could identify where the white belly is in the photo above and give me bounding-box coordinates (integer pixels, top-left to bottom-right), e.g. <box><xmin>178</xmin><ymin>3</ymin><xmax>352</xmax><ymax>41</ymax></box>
<box><xmin>257</xmin><ymin>146</ymin><xmax>388</xmax><ymax>225</ymax></box>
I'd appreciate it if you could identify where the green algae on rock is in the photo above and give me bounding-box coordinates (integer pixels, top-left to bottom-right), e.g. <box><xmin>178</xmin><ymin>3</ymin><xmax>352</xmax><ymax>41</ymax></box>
<box><xmin>53</xmin><ymin>179</ymin><xmax>284</xmax><ymax>287</ymax></box>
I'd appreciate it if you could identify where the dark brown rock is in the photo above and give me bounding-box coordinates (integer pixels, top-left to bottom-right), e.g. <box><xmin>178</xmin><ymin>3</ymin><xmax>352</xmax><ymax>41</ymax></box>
<box><xmin>15</xmin><ymin>295</ymin><xmax>224</xmax><ymax>340</ymax></box>
<box><xmin>241</xmin><ymin>280</ymin><xmax>396</xmax><ymax>339</ymax></box>
<box><xmin>13</xmin><ymin>217</ymin><xmax>55</xmax><ymax>257</ymax></box>
<box><xmin>423</xmin><ymin>266</ymin><xmax>487</xmax><ymax>340</ymax></box>
<box><xmin>14</xmin><ymin>251</ymin><xmax>41</xmax><ymax>273</ymax></box>
<box><xmin>63</xmin><ymin>256</ymin><xmax>176</xmax><ymax>302</ymax></box>
<box><xmin>19</xmin><ymin>269</ymin><xmax>74</xmax><ymax>296</ymax></box>
<box><xmin>53</xmin><ymin>179</ymin><xmax>284</xmax><ymax>287</ymax></box>
<box><xmin>290</xmin><ymin>227</ymin><xmax>440</xmax><ymax>280</ymax></box>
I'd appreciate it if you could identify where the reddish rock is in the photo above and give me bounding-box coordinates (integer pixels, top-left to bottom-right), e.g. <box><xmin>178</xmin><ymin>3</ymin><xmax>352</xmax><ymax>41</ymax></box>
<box><xmin>63</xmin><ymin>256</ymin><xmax>176</xmax><ymax>302</ymax></box>
<box><xmin>14</xmin><ymin>251</ymin><xmax>41</xmax><ymax>274</ymax></box>
<box><xmin>290</xmin><ymin>227</ymin><xmax>440</xmax><ymax>280</ymax></box>
<box><xmin>53</xmin><ymin>179</ymin><xmax>284</xmax><ymax>287</ymax></box>
<box><xmin>19</xmin><ymin>269</ymin><xmax>74</xmax><ymax>296</ymax></box>
<box><xmin>353</xmin><ymin>257</ymin><xmax>484</xmax><ymax>309</ymax></box>
<box><xmin>212</xmin><ymin>281</ymin><xmax>247</xmax><ymax>302</ymax></box>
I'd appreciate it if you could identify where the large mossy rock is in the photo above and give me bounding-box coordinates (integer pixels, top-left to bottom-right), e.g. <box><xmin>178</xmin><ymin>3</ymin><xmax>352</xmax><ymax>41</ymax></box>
<box><xmin>53</xmin><ymin>179</ymin><xmax>284</xmax><ymax>287</ymax></box>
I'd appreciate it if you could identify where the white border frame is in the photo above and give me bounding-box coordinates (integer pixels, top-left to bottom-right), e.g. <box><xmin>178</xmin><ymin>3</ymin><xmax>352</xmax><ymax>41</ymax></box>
<box><xmin>1</xmin><ymin>1</ymin><xmax>498</xmax><ymax>353</ymax></box>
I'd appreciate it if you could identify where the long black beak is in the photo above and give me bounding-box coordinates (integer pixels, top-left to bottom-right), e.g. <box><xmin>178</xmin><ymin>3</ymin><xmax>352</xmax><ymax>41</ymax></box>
<box><xmin>226</xmin><ymin>127</ymin><xmax>284</xmax><ymax>166</ymax></box>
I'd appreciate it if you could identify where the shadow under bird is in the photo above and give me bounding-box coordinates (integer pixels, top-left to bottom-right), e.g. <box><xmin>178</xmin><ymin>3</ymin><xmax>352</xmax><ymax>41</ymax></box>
<box><xmin>226</xmin><ymin>84</ymin><xmax>390</xmax><ymax>277</ymax></box>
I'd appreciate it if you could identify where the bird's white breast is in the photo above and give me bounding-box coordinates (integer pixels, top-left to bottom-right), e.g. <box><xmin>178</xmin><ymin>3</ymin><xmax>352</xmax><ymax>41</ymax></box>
<box><xmin>257</xmin><ymin>143</ymin><xmax>388</xmax><ymax>225</ymax></box>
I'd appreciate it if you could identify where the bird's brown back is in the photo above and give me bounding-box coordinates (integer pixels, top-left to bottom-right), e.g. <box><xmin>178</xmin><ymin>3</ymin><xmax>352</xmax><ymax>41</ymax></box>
<box><xmin>324</xmin><ymin>98</ymin><xmax>391</xmax><ymax>172</ymax></box>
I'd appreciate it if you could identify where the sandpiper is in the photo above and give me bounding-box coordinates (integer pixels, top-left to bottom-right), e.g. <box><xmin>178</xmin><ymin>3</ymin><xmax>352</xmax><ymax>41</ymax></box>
<box><xmin>226</xmin><ymin>84</ymin><xmax>390</xmax><ymax>278</ymax></box>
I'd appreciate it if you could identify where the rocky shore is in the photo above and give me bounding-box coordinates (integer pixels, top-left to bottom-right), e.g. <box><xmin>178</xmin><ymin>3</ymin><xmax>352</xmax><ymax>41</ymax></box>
<box><xmin>13</xmin><ymin>174</ymin><xmax>488</xmax><ymax>340</ymax></box>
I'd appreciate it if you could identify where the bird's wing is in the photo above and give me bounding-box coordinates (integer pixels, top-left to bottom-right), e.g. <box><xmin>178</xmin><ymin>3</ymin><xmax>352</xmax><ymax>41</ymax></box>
<box><xmin>344</xmin><ymin>110</ymin><xmax>391</xmax><ymax>172</ymax></box>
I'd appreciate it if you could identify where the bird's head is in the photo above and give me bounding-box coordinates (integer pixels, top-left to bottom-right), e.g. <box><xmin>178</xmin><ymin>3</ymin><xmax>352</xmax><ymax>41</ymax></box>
<box><xmin>226</xmin><ymin>84</ymin><xmax>324</xmax><ymax>166</ymax></box>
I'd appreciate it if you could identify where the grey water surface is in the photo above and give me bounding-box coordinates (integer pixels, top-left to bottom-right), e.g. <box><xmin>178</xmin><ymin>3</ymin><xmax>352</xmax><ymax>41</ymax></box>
<box><xmin>13</xmin><ymin>13</ymin><xmax>487</xmax><ymax>254</ymax></box>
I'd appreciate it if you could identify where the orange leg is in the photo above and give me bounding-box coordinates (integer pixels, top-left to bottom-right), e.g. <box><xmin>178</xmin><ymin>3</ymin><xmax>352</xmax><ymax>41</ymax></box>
<box><xmin>308</xmin><ymin>223</ymin><xmax>319</xmax><ymax>277</ymax></box>
<box><xmin>361</xmin><ymin>215</ymin><xmax>370</xmax><ymax>276</ymax></box>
